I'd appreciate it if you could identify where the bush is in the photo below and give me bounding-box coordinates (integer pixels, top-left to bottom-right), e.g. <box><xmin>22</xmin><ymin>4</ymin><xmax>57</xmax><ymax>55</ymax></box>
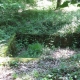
<box><xmin>27</xmin><ymin>42</ymin><xmax>43</xmax><ymax>55</ymax></box>
<box><xmin>0</xmin><ymin>29</ymin><xmax>10</xmax><ymax>40</ymax></box>
<box><xmin>0</xmin><ymin>0</ymin><xmax>36</xmax><ymax>26</ymax></box>
<box><xmin>18</xmin><ymin>42</ymin><xmax>44</xmax><ymax>58</ymax></box>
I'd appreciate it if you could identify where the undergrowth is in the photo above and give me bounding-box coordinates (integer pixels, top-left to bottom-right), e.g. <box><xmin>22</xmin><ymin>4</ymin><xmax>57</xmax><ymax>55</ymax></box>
<box><xmin>35</xmin><ymin>53</ymin><xmax>80</xmax><ymax>80</ymax></box>
<box><xmin>0</xmin><ymin>1</ymin><xmax>80</xmax><ymax>80</ymax></box>
<box><xmin>17</xmin><ymin>42</ymin><xmax>44</xmax><ymax>58</ymax></box>
<box><xmin>0</xmin><ymin>9</ymin><xmax>80</xmax><ymax>36</ymax></box>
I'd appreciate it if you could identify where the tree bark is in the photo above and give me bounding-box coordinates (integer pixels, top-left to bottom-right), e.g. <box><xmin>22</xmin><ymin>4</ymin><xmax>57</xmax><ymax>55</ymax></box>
<box><xmin>56</xmin><ymin>0</ymin><xmax>62</xmax><ymax>8</ymax></box>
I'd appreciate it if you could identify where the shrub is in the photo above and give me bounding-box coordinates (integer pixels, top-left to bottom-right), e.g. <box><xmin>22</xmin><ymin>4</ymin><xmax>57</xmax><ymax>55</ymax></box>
<box><xmin>17</xmin><ymin>42</ymin><xmax>44</xmax><ymax>58</ymax></box>
<box><xmin>8</xmin><ymin>60</ymin><xmax>19</xmax><ymax>67</ymax></box>
<box><xmin>0</xmin><ymin>29</ymin><xmax>10</xmax><ymax>40</ymax></box>
<box><xmin>27</xmin><ymin>42</ymin><xmax>43</xmax><ymax>55</ymax></box>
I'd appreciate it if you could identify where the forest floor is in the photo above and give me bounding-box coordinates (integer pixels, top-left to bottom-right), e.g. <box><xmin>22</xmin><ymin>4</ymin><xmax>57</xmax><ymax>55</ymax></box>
<box><xmin>0</xmin><ymin>48</ymin><xmax>80</xmax><ymax>80</ymax></box>
<box><xmin>0</xmin><ymin>1</ymin><xmax>80</xmax><ymax>80</ymax></box>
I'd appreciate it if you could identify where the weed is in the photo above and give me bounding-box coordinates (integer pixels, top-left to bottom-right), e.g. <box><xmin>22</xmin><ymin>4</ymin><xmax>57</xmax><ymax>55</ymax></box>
<box><xmin>26</xmin><ymin>43</ymin><xmax>43</xmax><ymax>57</ymax></box>
<box><xmin>8</xmin><ymin>60</ymin><xmax>19</xmax><ymax>67</ymax></box>
<box><xmin>12</xmin><ymin>73</ymin><xmax>18</xmax><ymax>79</ymax></box>
<box><xmin>0</xmin><ymin>29</ymin><xmax>10</xmax><ymax>40</ymax></box>
<box><xmin>33</xmin><ymin>70</ymin><xmax>40</xmax><ymax>78</ymax></box>
<box><xmin>17</xmin><ymin>42</ymin><xmax>44</xmax><ymax>58</ymax></box>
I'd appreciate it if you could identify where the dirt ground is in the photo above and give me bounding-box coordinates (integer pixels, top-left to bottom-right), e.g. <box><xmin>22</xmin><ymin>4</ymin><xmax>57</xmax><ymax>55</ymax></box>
<box><xmin>0</xmin><ymin>48</ymin><xmax>78</xmax><ymax>80</ymax></box>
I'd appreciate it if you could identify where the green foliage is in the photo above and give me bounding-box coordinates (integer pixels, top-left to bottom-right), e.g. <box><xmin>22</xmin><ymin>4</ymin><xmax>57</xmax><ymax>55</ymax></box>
<box><xmin>1</xmin><ymin>7</ymin><xmax>80</xmax><ymax>35</ymax></box>
<box><xmin>44</xmin><ymin>53</ymin><xmax>80</xmax><ymax>80</ymax></box>
<box><xmin>60</xmin><ymin>1</ymin><xmax>70</xmax><ymax>8</ymax></box>
<box><xmin>24</xmin><ymin>0</ymin><xmax>36</xmax><ymax>5</ymax></box>
<box><xmin>41</xmin><ymin>61</ymin><xmax>80</xmax><ymax>80</ymax></box>
<box><xmin>58</xmin><ymin>0</ymin><xmax>80</xmax><ymax>8</ymax></box>
<box><xmin>71</xmin><ymin>0</ymin><xmax>77</xmax><ymax>4</ymax></box>
<box><xmin>77</xmin><ymin>4</ymin><xmax>80</xmax><ymax>7</ymax></box>
<box><xmin>18</xmin><ymin>43</ymin><xmax>44</xmax><ymax>58</ymax></box>
<box><xmin>28</xmin><ymin>43</ymin><xmax>43</xmax><ymax>53</ymax></box>
<box><xmin>17</xmin><ymin>9</ymin><xmax>76</xmax><ymax>35</ymax></box>
<box><xmin>0</xmin><ymin>0</ymin><xmax>36</xmax><ymax>26</ymax></box>
<box><xmin>8</xmin><ymin>60</ymin><xmax>19</xmax><ymax>67</ymax></box>
<box><xmin>15</xmin><ymin>39</ymin><xmax>25</xmax><ymax>52</ymax></box>
<box><xmin>33</xmin><ymin>70</ymin><xmax>40</xmax><ymax>78</ymax></box>
<box><xmin>0</xmin><ymin>29</ymin><xmax>10</xmax><ymax>40</ymax></box>
<box><xmin>27</xmin><ymin>42</ymin><xmax>43</xmax><ymax>57</ymax></box>
<box><xmin>7</xmin><ymin>34</ymin><xmax>16</xmax><ymax>56</ymax></box>
<box><xmin>13</xmin><ymin>9</ymin><xmax>80</xmax><ymax>56</ymax></box>
<box><xmin>0</xmin><ymin>2</ymin><xmax>80</xmax><ymax>80</ymax></box>
<box><xmin>0</xmin><ymin>0</ymin><xmax>80</xmax><ymax>57</ymax></box>
<box><xmin>49</xmin><ymin>67</ymin><xmax>80</xmax><ymax>80</ymax></box>
<box><xmin>12</xmin><ymin>73</ymin><xmax>18</xmax><ymax>79</ymax></box>
<box><xmin>0</xmin><ymin>0</ymin><xmax>36</xmax><ymax>4</ymax></box>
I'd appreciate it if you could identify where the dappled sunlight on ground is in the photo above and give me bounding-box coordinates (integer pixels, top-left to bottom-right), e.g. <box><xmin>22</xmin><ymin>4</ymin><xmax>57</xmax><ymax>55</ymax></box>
<box><xmin>0</xmin><ymin>57</ymin><xmax>11</xmax><ymax>64</ymax></box>
<box><xmin>62</xmin><ymin>4</ymin><xmax>80</xmax><ymax>12</ymax></box>
<box><xmin>15</xmin><ymin>74</ymin><xmax>35</xmax><ymax>80</ymax></box>
<box><xmin>36</xmin><ymin>0</ymin><xmax>53</xmax><ymax>9</ymax></box>
<box><xmin>0</xmin><ymin>66</ymin><xmax>14</xmax><ymax>80</ymax></box>
<box><xmin>50</xmin><ymin>48</ymin><xmax>75</xmax><ymax>59</ymax></box>
<box><xmin>0</xmin><ymin>48</ymin><xmax>79</xmax><ymax>80</ymax></box>
<box><xmin>13</xmin><ymin>58</ymin><xmax>59</xmax><ymax>80</ymax></box>
<box><xmin>57</xmin><ymin>18</ymin><xmax>80</xmax><ymax>35</ymax></box>
<box><xmin>57</xmin><ymin>23</ymin><xmax>78</xmax><ymax>34</ymax></box>
<box><xmin>18</xmin><ymin>0</ymin><xmax>54</xmax><ymax>12</ymax></box>
<box><xmin>0</xmin><ymin>40</ymin><xmax>7</xmax><ymax>56</ymax></box>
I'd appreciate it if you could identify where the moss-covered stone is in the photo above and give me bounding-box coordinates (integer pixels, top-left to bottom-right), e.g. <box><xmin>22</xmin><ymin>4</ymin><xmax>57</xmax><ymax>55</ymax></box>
<box><xmin>0</xmin><ymin>33</ymin><xmax>16</xmax><ymax>57</ymax></box>
<box><xmin>6</xmin><ymin>33</ymin><xmax>16</xmax><ymax>56</ymax></box>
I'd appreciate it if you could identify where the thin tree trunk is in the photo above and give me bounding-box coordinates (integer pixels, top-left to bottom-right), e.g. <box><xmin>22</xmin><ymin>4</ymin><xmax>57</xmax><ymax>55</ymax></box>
<box><xmin>56</xmin><ymin>0</ymin><xmax>62</xmax><ymax>8</ymax></box>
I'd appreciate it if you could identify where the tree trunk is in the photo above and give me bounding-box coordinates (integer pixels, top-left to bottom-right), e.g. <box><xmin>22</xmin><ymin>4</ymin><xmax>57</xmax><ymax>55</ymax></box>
<box><xmin>56</xmin><ymin>0</ymin><xmax>62</xmax><ymax>8</ymax></box>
